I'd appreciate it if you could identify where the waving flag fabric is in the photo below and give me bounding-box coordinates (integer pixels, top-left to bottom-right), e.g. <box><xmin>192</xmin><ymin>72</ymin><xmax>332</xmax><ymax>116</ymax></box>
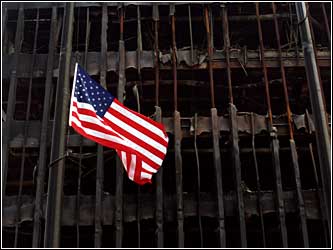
<box><xmin>69</xmin><ymin>63</ymin><xmax>169</xmax><ymax>185</ymax></box>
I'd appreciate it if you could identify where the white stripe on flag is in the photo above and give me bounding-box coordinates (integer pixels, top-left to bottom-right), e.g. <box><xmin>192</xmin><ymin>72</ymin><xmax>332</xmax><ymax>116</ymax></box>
<box><xmin>111</xmin><ymin>101</ymin><xmax>168</xmax><ymax>142</ymax></box>
<box><xmin>142</xmin><ymin>161</ymin><xmax>158</xmax><ymax>173</ymax></box>
<box><xmin>72</xmin><ymin>107</ymin><xmax>163</xmax><ymax>166</ymax></box>
<box><xmin>121</xmin><ymin>151</ymin><xmax>127</xmax><ymax>171</ymax></box>
<box><xmin>141</xmin><ymin>172</ymin><xmax>152</xmax><ymax>180</ymax></box>
<box><xmin>128</xmin><ymin>154</ymin><xmax>136</xmax><ymax>180</ymax></box>
<box><xmin>105</xmin><ymin>112</ymin><xmax>167</xmax><ymax>154</ymax></box>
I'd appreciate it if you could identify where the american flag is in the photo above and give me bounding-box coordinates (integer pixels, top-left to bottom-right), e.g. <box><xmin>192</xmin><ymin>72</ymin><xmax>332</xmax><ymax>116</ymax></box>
<box><xmin>69</xmin><ymin>63</ymin><xmax>169</xmax><ymax>185</ymax></box>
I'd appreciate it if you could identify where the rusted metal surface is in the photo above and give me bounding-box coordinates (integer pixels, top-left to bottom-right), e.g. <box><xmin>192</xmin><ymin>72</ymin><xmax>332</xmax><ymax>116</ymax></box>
<box><xmin>250</xmin><ymin>113</ymin><xmax>266</xmax><ymax>247</ymax></box>
<box><xmin>230</xmin><ymin>104</ymin><xmax>247</xmax><ymax>247</ymax></box>
<box><xmin>204</xmin><ymin>6</ymin><xmax>216</xmax><ymax>108</ymax></box>
<box><xmin>296</xmin><ymin>2</ymin><xmax>331</xmax><ymax>238</ymax></box>
<box><xmin>211</xmin><ymin>108</ymin><xmax>226</xmax><ymax>247</ymax></box>
<box><xmin>272</xmin><ymin>3</ymin><xmax>309</xmax><ymax>247</ymax></box>
<box><xmin>255</xmin><ymin>3</ymin><xmax>288</xmax><ymax>247</ymax></box>
<box><xmin>222</xmin><ymin>6</ymin><xmax>247</xmax><ymax>247</ymax></box>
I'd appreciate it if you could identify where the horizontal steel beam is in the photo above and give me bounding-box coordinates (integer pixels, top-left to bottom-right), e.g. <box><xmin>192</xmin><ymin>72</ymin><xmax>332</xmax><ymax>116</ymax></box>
<box><xmin>2</xmin><ymin>49</ymin><xmax>330</xmax><ymax>79</ymax></box>
<box><xmin>7</xmin><ymin>112</ymin><xmax>330</xmax><ymax>148</ymax></box>
<box><xmin>2</xmin><ymin>190</ymin><xmax>325</xmax><ymax>227</ymax></box>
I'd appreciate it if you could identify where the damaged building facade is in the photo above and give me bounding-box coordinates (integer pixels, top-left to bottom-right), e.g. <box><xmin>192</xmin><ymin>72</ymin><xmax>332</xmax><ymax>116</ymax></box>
<box><xmin>2</xmin><ymin>2</ymin><xmax>331</xmax><ymax>248</ymax></box>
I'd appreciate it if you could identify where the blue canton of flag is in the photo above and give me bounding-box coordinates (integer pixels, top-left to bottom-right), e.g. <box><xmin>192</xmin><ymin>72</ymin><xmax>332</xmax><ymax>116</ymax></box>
<box><xmin>74</xmin><ymin>65</ymin><xmax>114</xmax><ymax>117</ymax></box>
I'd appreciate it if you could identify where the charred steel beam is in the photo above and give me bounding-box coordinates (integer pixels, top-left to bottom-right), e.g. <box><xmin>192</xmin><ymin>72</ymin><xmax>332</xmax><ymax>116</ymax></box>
<box><xmin>94</xmin><ymin>4</ymin><xmax>108</xmax><ymax>248</ymax></box>
<box><xmin>193</xmin><ymin>113</ymin><xmax>203</xmax><ymax>247</ymax></box>
<box><xmin>115</xmin><ymin>4</ymin><xmax>125</xmax><ymax>248</ymax></box>
<box><xmin>321</xmin><ymin>3</ymin><xmax>331</xmax><ymax>48</ymax></box>
<box><xmin>33</xmin><ymin>6</ymin><xmax>58</xmax><ymax>248</ymax></box>
<box><xmin>205</xmin><ymin>5</ymin><xmax>226</xmax><ymax>247</ymax></box>
<box><xmin>174</xmin><ymin>110</ymin><xmax>184</xmax><ymax>248</ymax></box>
<box><xmin>171</xmin><ymin>4</ymin><xmax>178</xmax><ymax>111</ymax></box>
<box><xmin>255</xmin><ymin>3</ymin><xmax>288</xmax><ymax>247</ymax></box>
<box><xmin>153</xmin><ymin>4</ymin><xmax>164</xmax><ymax>248</ymax></box>
<box><xmin>2</xmin><ymin>190</ymin><xmax>325</xmax><ymax>227</ymax></box>
<box><xmin>188</xmin><ymin>5</ymin><xmax>194</xmax><ymax>66</ymax></box>
<box><xmin>211</xmin><ymin>108</ymin><xmax>226</xmax><ymax>247</ymax></box>
<box><xmin>14</xmin><ymin>8</ymin><xmax>40</xmax><ymax>247</ymax></box>
<box><xmin>250</xmin><ymin>113</ymin><xmax>266</xmax><ymax>247</ymax></box>
<box><xmin>154</xmin><ymin>107</ymin><xmax>164</xmax><ymax>248</ymax></box>
<box><xmin>306</xmin><ymin>109</ymin><xmax>329</xmax><ymax>247</ymax></box>
<box><xmin>32</xmin><ymin>6</ymin><xmax>58</xmax><ymax>243</ymax></box>
<box><xmin>170</xmin><ymin>4</ymin><xmax>184</xmax><ymax>248</ymax></box>
<box><xmin>43</xmin><ymin>3</ymin><xmax>74</xmax><ymax>247</ymax></box>
<box><xmin>204</xmin><ymin>6</ymin><xmax>215</xmax><ymax>109</ymax></box>
<box><xmin>2</xmin><ymin>4</ymin><xmax>24</xmax><ymax>199</ymax></box>
<box><xmin>153</xmin><ymin>4</ymin><xmax>160</xmax><ymax>107</ymax></box>
<box><xmin>2</xmin><ymin>7</ymin><xmax>8</xmax><ymax>53</ymax></box>
<box><xmin>2</xmin><ymin>50</ymin><xmax>331</xmax><ymax>79</ymax></box>
<box><xmin>272</xmin><ymin>3</ymin><xmax>309</xmax><ymax>247</ymax></box>
<box><xmin>75</xmin><ymin>7</ymin><xmax>91</xmax><ymax>248</ymax></box>
<box><xmin>306</xmin><ymin>3</ymin><xmax>330</xmax><ymax>132</ymax></box>
<box><xmin>221</xmin><ymin>5</ymin><xmax>247</xmax><ymax>247</ymax></box>
<box><xmin>296</xmin><ymin>2</ymin><xmax>331</xmax><ymax>239</ymax></box>
<box><xmin>137</xmin><ymin>5</ymin><xmax>142</xmax><ymax>76</ymax></box>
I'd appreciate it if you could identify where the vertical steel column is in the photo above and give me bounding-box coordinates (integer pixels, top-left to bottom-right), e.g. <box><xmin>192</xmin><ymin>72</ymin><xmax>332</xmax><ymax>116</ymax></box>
<box><xmin>33</xmin><ymin>6</ymin><xmax>58</xmax><ymax>247</ymax></box>
<box><xmin>204</xmin><ymin>6</ymin><xmax>215</xmax><ymax>109</ymax></box>
<box><xmin>306</xmin><ymin>110</ymin><xmax>329</xmax><ymax>246</ymax></box>
<box><xmin>255</xmin><ymin>3</ymin><xmax>288</xmax><ymax>247</ymax></box>
<box><xmin>321</xmin><ymin>3</ymin><xmax>331</xmax><ymax>49</ymax></box>
<box><xmin>295</xmin><ymin>2</ymin><xmax>331</xmax><ymax>238</ymax></box>
<box><xmin>44</xmin><ymin>3</ymin><xmax>74</xmax><ymax>247</ymax></box>
<box><xmin>2</xmin><ymin>7</ymin><xmax>8</xmax><ymax>53</ymax></box>
<box><xmin>193</xmin><ymin>113</ymin><xmax>203</xmax><ymax>247</ymax></box>
<box><xmin>94</xmin><ymin>4</ymin><xmax>108</xmax><ymax>248</ymax></box>
<box><xmin>2</xmin><ymin>5</ymin><xmax>24</xmax><ymax>197</ymax></box>
<box><xmin>221</xmin><ymin>5</ymin><xmax>247</xmax><ymax>247</ymax></box>
<box><xmin>250</xmin><ymin>113</ymin><xmax>266</xmax><ymax>247</ymax></box>
<box><xmin>204</xmin><ymin>5</ymin><xmax>226</xmax><ymax>248</ymax></box>
<box><xmin>14</xmin><ymin>8</ymin><xmax>40</xmax><ymax>247</ymax></box>
<box><xmin>115</xmin><ymin>5</ymin><xmax>125</xmax><ymax>248</ymax></box>
<box><xmin>188</xmin><ymin>5</ymin><xmax>194</xmax><ymax>66</ymax></box>
<box><xmin>305</xmin><ymin>3</ymin><xmax>329</xmax><ymax>131</ymax></box>
<box><xmin>272</xmin><ymin>3</ymin><xmax>309</xmax><ymax>247</ymax></box>
<box><xmin>170</xmin><ymin>4</ymin><xmax>184</xmax><ymax>248</ymax></box>
<box><xmin>137</xmin><ymin>6</ymin><xmax>142</xmax><ymax>77</ymax></box>
<box><xmin>153</xmin><ymin>4</ymin><xmax>164</xmax><ymax>247</ymax></box>
<box><xmin>75</xmin><ymin>7</ymin><xmax>90</xmax><ymax>248</ymax></box>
